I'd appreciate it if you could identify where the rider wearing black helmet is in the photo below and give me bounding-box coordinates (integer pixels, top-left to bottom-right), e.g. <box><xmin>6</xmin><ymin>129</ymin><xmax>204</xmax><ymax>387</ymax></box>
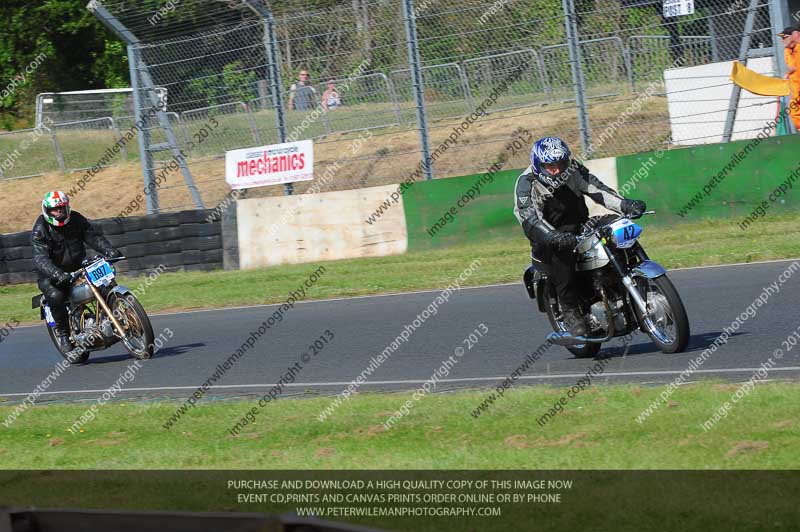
<box><xmin>31</xmin><ymin>191</ymin><xmax>122</xmax><ymax>354</ymax></box>
<box><xmin>514</xmin><ymin>137</ymin><xmax>646</xmax><ymax>337</ymax></box>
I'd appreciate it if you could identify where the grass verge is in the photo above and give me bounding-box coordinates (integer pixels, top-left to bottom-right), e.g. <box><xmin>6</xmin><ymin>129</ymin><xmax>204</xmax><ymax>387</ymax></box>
<box><xmin>2</xmin><ymin>213</ymin><xmax>799</xmax><ymax>324</ymax></box>
<box><xmin>0</xmin><ymin>382</ymin><xmax>797</xmax><ymax>469</ymax></box>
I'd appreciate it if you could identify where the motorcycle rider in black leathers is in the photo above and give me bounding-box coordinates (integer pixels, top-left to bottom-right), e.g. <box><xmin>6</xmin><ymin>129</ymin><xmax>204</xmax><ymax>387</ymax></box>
<box><xmin>514</xmin><ymin>137</ymin><xmax>646</xmax><ymax>337</ymax></box>
<box><xmin>32</xmin><ymin>191</ymin><xmax>122</xmax><ymax>354</ymax></box>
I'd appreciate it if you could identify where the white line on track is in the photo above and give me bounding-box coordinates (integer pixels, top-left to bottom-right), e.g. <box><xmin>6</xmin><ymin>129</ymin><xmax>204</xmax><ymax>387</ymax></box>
<box><xmin>12</xmin><ymin>257</ymin><xmax>800</xmax><ymax>329</ymax></box>
<box><xmin>2</xmin><ymin>365</ymin><xmax>800</xmax><ymax>398</ymax></box>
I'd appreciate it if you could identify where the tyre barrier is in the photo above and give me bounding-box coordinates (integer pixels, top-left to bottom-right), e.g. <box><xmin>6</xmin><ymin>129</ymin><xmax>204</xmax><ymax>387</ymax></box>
<box><xmin>0</xmin><ymin>209</ymin><xmax>223</xmax><ymax>285</ymax></box>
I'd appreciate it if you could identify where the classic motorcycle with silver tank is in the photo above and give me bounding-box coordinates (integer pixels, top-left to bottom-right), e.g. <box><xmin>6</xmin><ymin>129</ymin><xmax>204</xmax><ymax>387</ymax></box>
<box><xmin>32</xmin><ymin>256</ymin><xmax>155</xmax><ymax>364</ymax></box>
<box><xmin>523</xmin><ymin>212</ymin><xmax>690</xmax><ymax>358</ymax></box>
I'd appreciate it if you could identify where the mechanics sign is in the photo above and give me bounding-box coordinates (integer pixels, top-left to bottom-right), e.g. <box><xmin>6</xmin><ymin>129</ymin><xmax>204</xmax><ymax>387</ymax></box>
<box><xmin>662</xmin><ymin>0</ymin><xmax>694</xmax><ymax>17</ymax></box>
<box><xmin>225</xmin><ymin>139</ymin><xmax>314</xmax><ymax>189</ymax></box>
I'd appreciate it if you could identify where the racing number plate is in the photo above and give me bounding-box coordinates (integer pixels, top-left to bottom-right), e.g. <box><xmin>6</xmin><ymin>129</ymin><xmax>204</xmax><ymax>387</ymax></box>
<box><xmin>86</xmin><ymin>259</ymin><xmax>115</xmax><ymax>287</ymax></box>
<box><xmin>609</xmin><ymin>219</ymin><xmax>642</xmax><ymax>249</ymax></box>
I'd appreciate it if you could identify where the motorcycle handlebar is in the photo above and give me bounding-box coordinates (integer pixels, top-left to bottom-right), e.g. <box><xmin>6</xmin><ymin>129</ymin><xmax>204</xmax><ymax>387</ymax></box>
<box><xmin>629</xmin><ymin>210</ymin><xmax>656</xmax><ymax>220</ymax></box>
<box><xmin>572</xmin><ymin>210</ymin><xmax>656</xmax><ymax>250</ymax></box>
<box><xmin>70</xmin><ymin>256</ymin><xmax>127</xmax><ymax>279</ymax></box>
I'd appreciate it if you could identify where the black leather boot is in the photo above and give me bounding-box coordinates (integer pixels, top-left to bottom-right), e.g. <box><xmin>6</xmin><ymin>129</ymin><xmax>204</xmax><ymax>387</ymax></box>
<box><xmin>54</xmin><ymin>325</ymin><xmax>74</xmax><ymax>354</ymax></box>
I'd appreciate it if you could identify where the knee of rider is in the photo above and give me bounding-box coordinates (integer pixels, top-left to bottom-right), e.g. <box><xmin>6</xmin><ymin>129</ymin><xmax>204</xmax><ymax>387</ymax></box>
<box><xmin>52</xmin><ymin>288</ymin><xmax>69</xmax><ymax>304</ymax></box>
<box><xmin>46</xmin><ymin>289</ymin><xmax>66</xmax><ymax>306</ymax></box>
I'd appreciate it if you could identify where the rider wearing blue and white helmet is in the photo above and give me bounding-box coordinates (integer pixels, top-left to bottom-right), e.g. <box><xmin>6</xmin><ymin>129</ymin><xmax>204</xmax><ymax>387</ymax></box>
<box><xmin>513</xmin><ymin>136</ymin><xmax>646</xmax><ymax>336</ymax></box>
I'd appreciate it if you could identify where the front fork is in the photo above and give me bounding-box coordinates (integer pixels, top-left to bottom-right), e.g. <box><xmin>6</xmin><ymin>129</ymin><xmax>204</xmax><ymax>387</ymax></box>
<box><xmin>86</xmin><ymin>282</ymin><xmax>127</xmax><ymax>338</ymax></box>
<box><xmin>603</xmin><ymin>243</ymin><xmax>649</xmax><ymax>316</ymax></box>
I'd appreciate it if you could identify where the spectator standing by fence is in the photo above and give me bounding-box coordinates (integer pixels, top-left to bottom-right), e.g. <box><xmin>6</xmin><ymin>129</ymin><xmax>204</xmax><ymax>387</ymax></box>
<box><xmin>780</xmin><ymin>25</ymin><xmax>800</xmax><ymax>130</ymax></box>
<box><xmin>288</xmin><ymin>70</ymin><xmax>317</xmax><ymax>111</ymax></box>
<box><xmin>321</xmin><ymin>81</ymin><xmax>342</xmax><ymax>111</ymax></box>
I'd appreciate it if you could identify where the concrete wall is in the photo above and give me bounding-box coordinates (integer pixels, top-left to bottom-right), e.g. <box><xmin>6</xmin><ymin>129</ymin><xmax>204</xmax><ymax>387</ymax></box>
<box><xmin>236</xmin><ymin>184</ymin><xmax>408</xmax><ymax>269</ymax></box>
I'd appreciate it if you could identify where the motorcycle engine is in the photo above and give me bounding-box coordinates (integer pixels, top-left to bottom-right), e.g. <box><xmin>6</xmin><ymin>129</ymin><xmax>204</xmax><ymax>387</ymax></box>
<box><xmin>73</xmin><ymin>314</ymin><xmax>116</xmax><ymax>348</ymax></box>
<box><xmin>74</xmin><ymin>316</ymin><xmax>103</xmax><ymax>348</ymax></box>
<box><xmin>588</xmin><ymin>299</ymin><xmax>627</xmax><ymax>333</ymax></box>
<box><xmin>100</xmin><ymin>318</ymin><xmax>115</xmax><ymax>340</ymax></box>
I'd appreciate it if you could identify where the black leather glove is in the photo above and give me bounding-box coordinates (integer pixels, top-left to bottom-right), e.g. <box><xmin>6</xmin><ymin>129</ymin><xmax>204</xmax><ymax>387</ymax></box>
<box><xmin>54</xmin><ymin>270</ymin><xmax>72</xmax><ymax>288</ymax></box>
<box><xmin>105</xmin><ymin>248</ymin><xmax>122</xmax><ymax>259</ymax></box>
<box><xmin>548</xmin><ymin>231</ymin><xmax>577</xmax><ymax>252</ymax></box>
<box><xmin>620</xmin><ymin>199</ymin><xmax>646</xmax><ymax>219</ymax></box>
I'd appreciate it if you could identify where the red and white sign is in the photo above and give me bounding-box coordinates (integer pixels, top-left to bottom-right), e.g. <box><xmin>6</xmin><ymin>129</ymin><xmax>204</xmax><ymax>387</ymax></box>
<box><xmin>225</xmin><ymin>139</ymin><xmax>313</xmax><ymax>189</ymax></box>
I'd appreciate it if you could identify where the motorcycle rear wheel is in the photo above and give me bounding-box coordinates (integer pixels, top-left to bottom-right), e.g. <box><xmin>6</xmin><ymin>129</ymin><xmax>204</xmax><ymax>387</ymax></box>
<box><xmin>544</xmin><ymin>281</ymin><xmax>601</xmax><ymax>359</ymax></box>
<box><xmin>46</xmin><ymin>325</ymin><xmax>90</xmax><ymax>365</ymax></box>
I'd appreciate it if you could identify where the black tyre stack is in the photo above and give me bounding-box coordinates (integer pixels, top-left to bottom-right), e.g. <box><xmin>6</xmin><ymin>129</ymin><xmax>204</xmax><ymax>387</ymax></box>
<box><xmin>0</xmin><ymin>231</ymin><xmax>36</xmax><ymax>285</ymax></box>
<box><xmin>0</xmin><ymin>209</ymin><xmax>224</xmax><ymax>285</ymax></box>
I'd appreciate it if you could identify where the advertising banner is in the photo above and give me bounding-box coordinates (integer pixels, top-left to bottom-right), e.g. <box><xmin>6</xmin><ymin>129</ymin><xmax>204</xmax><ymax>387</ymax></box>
<box><xmin>225</xmin><ymin>140</ymin><xmax>313</xmax><ymax>189</ymax></box>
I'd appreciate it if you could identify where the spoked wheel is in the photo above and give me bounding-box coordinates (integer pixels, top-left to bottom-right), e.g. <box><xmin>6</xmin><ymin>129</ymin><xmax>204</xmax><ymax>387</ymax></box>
<box><xmin>632</xmin><ymin>275</ymin><xmax>690</xmax><ymax>354</ymax></box>
<box><xmin>109</xmin><ymin>293</ymin><xmax>155</xmax><ymax>359</ymax></box>
<box><xmin>543</xmin><ymin>281</ymin><xmax>600</xmax><ymax>359</ymax></box>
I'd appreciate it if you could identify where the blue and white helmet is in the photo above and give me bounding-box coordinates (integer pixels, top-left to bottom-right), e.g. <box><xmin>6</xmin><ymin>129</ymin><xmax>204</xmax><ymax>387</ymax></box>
<box><xmin>530</xmin><ymin>136</ymin><xmax>572</xmax><ymax>189</ymax></box>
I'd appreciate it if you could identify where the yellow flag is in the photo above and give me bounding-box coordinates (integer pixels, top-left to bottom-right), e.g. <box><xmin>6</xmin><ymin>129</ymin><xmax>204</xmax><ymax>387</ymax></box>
<box><xmin>730</xmin><ymin>61</ymin><xmax>790</xmax><ymax>96</ymax></box>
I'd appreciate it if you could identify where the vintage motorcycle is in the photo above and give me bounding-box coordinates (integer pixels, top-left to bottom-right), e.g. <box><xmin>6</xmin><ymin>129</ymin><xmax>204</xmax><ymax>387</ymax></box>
<box><xmin>33</xmin><ymin>256</ymin><xmax>155</xmax><ymax>364</ymax></box>
<box><xmin>523</xmin><ymin>212</ymin><xmax>690</xmax><ymax>358</ymax></box>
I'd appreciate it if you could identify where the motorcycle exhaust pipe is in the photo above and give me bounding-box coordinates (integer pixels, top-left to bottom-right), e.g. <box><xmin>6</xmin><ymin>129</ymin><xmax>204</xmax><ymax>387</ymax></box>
<box><xmin>547</xmin><ymin>296</ymin><xmax>616</xmax><ymax>346</ymax></box>
<box><xmin>547</xmin><ymin>329</ymin><xmax>615</xmax><ymax>346</ymax></box>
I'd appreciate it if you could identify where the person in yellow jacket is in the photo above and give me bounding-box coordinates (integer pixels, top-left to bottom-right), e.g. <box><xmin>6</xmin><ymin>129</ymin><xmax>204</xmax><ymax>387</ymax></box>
<box><xmin>779</xmin><ymin>25</ymin><xmax>800</xmax><ymax>130</ymax></box>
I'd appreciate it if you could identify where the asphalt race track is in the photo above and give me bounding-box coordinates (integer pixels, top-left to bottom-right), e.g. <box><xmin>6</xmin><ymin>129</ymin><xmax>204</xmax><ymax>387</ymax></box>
<box><xmin>2</xmin><ymin>259</ymin><xmax>800</xmax><ymax>403</ymax></box>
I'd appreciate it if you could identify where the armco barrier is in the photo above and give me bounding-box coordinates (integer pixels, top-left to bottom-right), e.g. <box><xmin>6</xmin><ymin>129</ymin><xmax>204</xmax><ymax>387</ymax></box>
<box><xmin>0</xmin><ymin>209</ymin><xmax>222</xmax><ymax>285</ymax></box>
<box><xmin>616</xmin><ymin>135</ymin><xmax>800</xmax><ymax>221</ymax></box>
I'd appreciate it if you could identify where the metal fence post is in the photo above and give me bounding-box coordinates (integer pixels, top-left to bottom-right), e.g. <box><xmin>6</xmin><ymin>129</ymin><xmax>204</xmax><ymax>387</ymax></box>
<box><xmin>243</xmin><ymin>102</ymin><xmax>262</xmax><ymax>145</ymax></box>
<box><xmin>91</xmin><ymin>0</ymin><xmax>162</xmax><ymax>214</ymax></box>
<box><xmin>456</xmin><ymin>63</ymin><xmax>475</xmax><ymax>111</ymax></box>
<box><xmin>708</xmin><ymin>16</ymin><xmax>720</xmax><ymax>63</ymax></box>
<box><xmin>562</xmin><ymin>0</ymin><xmax>591</xmax><ymax>153</ymax></box>
<box><xmin>242</xmin><ymin>0</ymin><xmax>292</xmax><ymax>195</ymax></box>
<box><xmin>383</xmin><ymin>74</ymin><xmax>403</xmax><ymax>125</ymax></box>
<box><xmin>537</xmin><ymin>52</ymin><xmax>553</xmax><ymax>103</ymax></box>
<box><xmin>402</xmin><ymin>0</ymin><xmax>433</xmax><ymax>180</ymax></box>
<box><xmin>109</xmin><ymin>118</ymin><xmax>128</xmax><ymax>160</ymax></box>
<box><xmin>48</xmin><ymin>126</ymin><xmax>66</xmax><ymax>173</ymax></box>
<box><xmin>127</xmin><ymin>45</ymin><xmax>159</xmax><ymax>213</ymax></box>
<box><xmin>722</xmin><ymin>0</ymin><xmax>760</xmax><ymax>142</ymax></box>
<box><xmin>621</xmin><ymin>40</ymin><xmax>635</xmax><ymax>94</ymax></box>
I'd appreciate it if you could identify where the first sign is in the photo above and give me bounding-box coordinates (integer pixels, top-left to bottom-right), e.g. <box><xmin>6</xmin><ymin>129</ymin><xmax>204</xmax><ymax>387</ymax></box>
<box><xmin>225</xmin><ymin>139</ymin><xmax>314</xmax><ymax>189</ymax></box>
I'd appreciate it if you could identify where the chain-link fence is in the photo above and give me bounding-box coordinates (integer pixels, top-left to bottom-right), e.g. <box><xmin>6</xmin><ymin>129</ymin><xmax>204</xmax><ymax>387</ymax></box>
<box><xmin>0</xmin><ymin>0</ymin><xmax>794</xmax><ymax>212</ymax></box>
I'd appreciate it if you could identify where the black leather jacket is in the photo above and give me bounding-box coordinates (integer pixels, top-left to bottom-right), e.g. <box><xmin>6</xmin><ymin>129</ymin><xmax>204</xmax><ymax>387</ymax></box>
<box><xmin>31</xmin><ymin>211</ymin><xmax>117</xmax><ymax>282</ymax></box>
<box><xmin>513</xmin><ymin>162</ymin><xmax>624</xmax><ymax>245</ymax></box>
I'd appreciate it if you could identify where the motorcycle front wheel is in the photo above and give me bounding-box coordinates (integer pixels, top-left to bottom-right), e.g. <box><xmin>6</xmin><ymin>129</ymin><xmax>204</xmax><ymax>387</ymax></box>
<box><xmin>632</xmin><ymin>275</ymin><xmax>690</xmax><ymax>354</ymax></box>
<box><xmin>109</xmin><ymin>293</ymin><xmax>155</xmax><ymax>360</ymax></box>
